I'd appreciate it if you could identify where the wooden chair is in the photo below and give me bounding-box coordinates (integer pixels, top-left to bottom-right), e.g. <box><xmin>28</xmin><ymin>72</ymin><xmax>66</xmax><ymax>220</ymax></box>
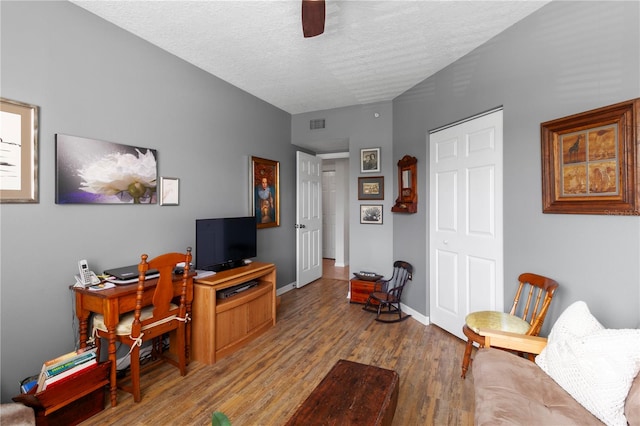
<box><xmin>363</xmin><ymin>261</ymin><xmax>413</xmax><ymax>323</ymax></box>
<box><xmin>93</xmin><ymin>248</ymin><xmax>192</xmax><ymax>402</ymax></box>
<box><xmin>460</xmin><ymin>272</ymin><xmax>558</xmax><ymax>378</ymax></box>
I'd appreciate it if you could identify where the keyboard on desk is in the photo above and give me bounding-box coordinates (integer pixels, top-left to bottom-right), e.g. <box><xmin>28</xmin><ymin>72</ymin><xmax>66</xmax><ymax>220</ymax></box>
<box><xmin>106</xmin><ymin>273</ymin><xmax>159</xmax><ymax>285</ymax></box>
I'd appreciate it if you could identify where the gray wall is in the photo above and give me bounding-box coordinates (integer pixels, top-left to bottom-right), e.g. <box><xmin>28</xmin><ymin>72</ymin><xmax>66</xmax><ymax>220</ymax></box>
<box><xmin>393</xmin><ymin>1</ymin><xmax>640</xmax><ymax>327</ymax></box>
<box><xmin>292</xmin><ymin>102</ymin><xmax>395</xmax><ymax>276</ymax></box>
<box><xmin>0</xmin><ymin>1</ymin><xmax>295</xmax><ymax>402</ymax></box>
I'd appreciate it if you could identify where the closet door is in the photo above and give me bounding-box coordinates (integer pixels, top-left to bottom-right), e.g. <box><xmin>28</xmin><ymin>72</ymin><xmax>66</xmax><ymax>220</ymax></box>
<box><xmin>429</xmin><ymin>109</ymin><xmax>503</xmax><ymax>339</ymax></box>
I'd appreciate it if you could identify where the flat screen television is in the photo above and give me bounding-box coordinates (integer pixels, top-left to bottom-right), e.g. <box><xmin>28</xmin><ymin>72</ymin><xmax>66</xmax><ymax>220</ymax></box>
<box><xmin>195</xmin><ymin>216</ymin><xmax>257</xmax><ymax>272</ymax></box>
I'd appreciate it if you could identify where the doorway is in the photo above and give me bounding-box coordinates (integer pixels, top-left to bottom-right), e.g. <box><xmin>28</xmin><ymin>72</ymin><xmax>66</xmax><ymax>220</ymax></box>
<box><xmin>319</xmin><ymin>155</ymin><xmax>349</xmax><ymax>268</ymax></box>
<box><xmin>428</xmin><ymin>109</ymin><xmax>504</xmax><ymax>340</ymax></box>
<box><xmin>322</xmin><ymin>170</ymin><xmax>336</xmax><ymax>259</ymax></box>
<box><xmin>322</xmin><ymin>258</ymin><xmax>349</xmax><ymax>280</ymax></box>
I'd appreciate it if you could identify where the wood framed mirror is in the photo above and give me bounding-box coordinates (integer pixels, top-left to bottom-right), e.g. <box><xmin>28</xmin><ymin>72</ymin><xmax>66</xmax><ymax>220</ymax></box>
<box><xmin>391</xmin><ymin>155</ymin><xmax>417</xmax><ymax>213</ymax></box>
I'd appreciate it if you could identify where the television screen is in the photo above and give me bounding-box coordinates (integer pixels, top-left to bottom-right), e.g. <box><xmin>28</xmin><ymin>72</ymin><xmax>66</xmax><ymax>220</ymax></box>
<box><xmin>195</xmin><ymin>216</ymin><xmax>257</xmax><ymax>272</ymax></box>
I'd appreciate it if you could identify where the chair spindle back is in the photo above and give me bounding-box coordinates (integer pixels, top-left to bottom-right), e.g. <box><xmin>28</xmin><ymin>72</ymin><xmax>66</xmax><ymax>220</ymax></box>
<box><xmin>508</xmin><ymin>272</ymin><xmax>559</xmax><ymax>336</ymax></box>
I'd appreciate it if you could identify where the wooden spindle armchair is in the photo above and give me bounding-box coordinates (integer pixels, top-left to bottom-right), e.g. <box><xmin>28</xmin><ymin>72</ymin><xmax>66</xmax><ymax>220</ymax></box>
<box><xmin>461</xmin><ymin>272</ymin><xmax>559</xmax><ymax>378</ymax></box>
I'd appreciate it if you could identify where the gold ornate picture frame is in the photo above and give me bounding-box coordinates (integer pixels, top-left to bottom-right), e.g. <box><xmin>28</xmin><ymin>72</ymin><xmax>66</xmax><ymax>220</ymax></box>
<box><xmin>0</xmin><ymin>98</ymin><xmax>39</xmax><ymax>203</ymax></box>
<box><xmin>541</xmin><ymin>98</ymin><xmax>639</xmax><ymax>215</ymax></box>
<box><xmin>251</xmin><ymin>156</ymin><xmax>280</xmax><ymax>228</ymax></box>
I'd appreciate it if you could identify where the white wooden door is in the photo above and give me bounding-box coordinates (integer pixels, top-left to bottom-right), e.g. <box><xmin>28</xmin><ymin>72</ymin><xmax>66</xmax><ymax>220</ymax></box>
<box><xmin>322</xmin><ymin>171</ymin><xmax>336</xmax><ymax>259</ymax></box>
<box><xmin>296</xmin><ymin>151</ymin><xmax>323</xmax><ymax>287</ymax></box>
<box><xmin>429</xmin><ymin>109</ymin><xmax>503</xmax><ymax>340</ymax></box>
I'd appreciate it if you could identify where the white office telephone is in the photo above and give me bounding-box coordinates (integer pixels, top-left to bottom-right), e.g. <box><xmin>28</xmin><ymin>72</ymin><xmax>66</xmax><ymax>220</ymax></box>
<box><xmin>75</xmin><ymin>259</ymin><xmax>100</xmax><ymax>287</ymax></box>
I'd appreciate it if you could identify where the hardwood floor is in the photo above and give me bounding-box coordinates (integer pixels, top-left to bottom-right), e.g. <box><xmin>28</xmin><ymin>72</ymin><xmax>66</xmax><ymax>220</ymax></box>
<box><xmin>321</xmin><ymin>258</ymin><xmax>350</xmax><ymax>281</ymax></box>
<box><xmin>82</xmin><ymin>262</ymin><xmax>475</xmax><ymax>425</ymax></box>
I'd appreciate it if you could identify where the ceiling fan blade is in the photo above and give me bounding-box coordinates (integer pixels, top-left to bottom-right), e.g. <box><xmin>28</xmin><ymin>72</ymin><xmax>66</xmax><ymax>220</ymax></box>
<box><xmin>302</xmin><ymin>0</ymin><xmax>325</xmax><ymax>38</ymax></box>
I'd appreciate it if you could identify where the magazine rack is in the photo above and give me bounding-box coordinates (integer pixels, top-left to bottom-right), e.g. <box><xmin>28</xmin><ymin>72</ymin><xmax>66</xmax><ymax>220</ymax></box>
<box><xmin>13</xmin><ymin>361</ymin><xmax>110</xmax><ymax>426</ymax></box>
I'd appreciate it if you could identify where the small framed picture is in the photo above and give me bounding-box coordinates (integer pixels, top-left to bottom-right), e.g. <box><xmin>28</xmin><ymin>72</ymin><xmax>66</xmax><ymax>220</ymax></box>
<box><xmin>160</xmin><ymin>177</ymin><xmax>179</xmax><ymax>206</ymax></box>
<box><xmin>1</xmin><ymin>98</ymin><xmax>39</xmax><ymax>203</ymax></box>
<box><xmin>360</xmin><ymin>204</ymin><xmax>383</xmax><ymax>224</ymax></box>
<box><xmin>360</xmin><ymin>147</ymin><xmax>380</xmax><ymax>173</ymax></box>
<box><xmin>358</xmin><ymin>176</ymin><xmax>384</xmax><ymax>200</ymax></box>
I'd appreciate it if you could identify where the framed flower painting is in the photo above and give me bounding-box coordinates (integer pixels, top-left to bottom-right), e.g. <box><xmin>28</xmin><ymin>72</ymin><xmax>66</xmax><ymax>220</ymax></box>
<box><xmin>55</xmin><ymin>134</ymin><xmax>158</xmax><ymax>204</ymax></box>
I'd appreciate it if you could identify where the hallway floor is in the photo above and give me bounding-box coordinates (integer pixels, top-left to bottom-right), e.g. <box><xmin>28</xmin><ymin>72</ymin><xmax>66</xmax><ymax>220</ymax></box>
<box><xmin>322</xmin><ymin>258</ymin><xmax>349</xmax><ymax>280</ymax></box>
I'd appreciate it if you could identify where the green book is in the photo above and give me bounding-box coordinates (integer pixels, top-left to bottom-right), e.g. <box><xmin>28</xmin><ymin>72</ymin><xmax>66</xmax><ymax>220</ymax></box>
<box><xmin>45</xmin><ymin>350</ymin><xmax>96</xmax><ymax>378</ymax></box>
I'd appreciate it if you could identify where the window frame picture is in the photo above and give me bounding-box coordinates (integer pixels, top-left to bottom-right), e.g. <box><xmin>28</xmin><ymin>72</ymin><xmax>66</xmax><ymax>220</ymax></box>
<box><xmin>0</xmin><ymin>98</ymin><xmax>39</xmax><ymax>203</ymax></box>
<box><xmin>360</xmin><ymin>147</ymin><xmax>380</xmax><ymax>173</ymax></box>
<box><xmin>159</xmin><ymin>177</ymin><xmax>179</xmax><ymax>206</ymax></box>
<box><xmin>251</xmin><ymin>156</ymin><xmax>280</xmax><ymax>228</ymax></box>
<box><xmin>358</xmin><ymin>176</ymin><xmax>384</xmax><ymax>200</ymax></box>
<box><xmin>360</xmin><ymin>204</ymin><xmax>383</xmax><ymax>224</ymax></box>
<box><xmin>541</xmin><ymin>98</ymin><xmax>639</xmax><ymax>215</ymax></box>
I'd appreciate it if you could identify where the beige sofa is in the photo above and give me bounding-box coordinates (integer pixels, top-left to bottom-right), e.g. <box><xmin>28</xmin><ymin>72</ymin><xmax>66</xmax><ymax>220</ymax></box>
<box><xmin>472</xmin><ymin>329</ymin><xmax>640</xmax><ymax>425</ymax></box>
<box><xmin>0</xmin><ymin>403</ymin><xmax>35</xmax><ymax>426</ymax></box>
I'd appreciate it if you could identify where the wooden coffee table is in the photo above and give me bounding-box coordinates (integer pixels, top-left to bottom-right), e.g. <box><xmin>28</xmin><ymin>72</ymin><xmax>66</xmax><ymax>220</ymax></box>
<box><xmin>285</xmin><ymin>359</ymin><xmax>399</xmax><ymax>426</ymax></box>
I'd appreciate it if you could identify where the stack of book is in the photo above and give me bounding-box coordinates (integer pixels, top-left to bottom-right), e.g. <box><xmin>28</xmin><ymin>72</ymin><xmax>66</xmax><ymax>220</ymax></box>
<box><xmin>35</xmin><ymin>347</ymin><xmax>98</xmax><ymax>392</ymax></box>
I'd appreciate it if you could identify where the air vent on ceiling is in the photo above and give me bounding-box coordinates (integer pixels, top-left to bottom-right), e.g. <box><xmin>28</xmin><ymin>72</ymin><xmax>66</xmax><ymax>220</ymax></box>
<box><xmin>310</xmin><ymin>118</ymin><xmax>326</xmax><ymax>130</ymax></box>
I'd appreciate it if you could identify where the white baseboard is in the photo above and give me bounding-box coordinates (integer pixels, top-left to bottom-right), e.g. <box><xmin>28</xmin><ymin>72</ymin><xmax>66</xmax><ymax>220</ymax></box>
<box><xmin>401</xmin><ymin>303</ymin><xmax>429</xmax><ymax>325</ymax></box>
<box><xmin>276</xmin><ymin>282</ymin><xmax>296</xmax><ymax>296</ymax></box>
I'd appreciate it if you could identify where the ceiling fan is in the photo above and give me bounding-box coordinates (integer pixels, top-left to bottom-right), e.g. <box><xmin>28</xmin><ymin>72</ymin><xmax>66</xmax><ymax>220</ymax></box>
<box><xmin>302</xmin><ymin>0</ymin><xmax>325</xmax><ymax>38</ymax></box>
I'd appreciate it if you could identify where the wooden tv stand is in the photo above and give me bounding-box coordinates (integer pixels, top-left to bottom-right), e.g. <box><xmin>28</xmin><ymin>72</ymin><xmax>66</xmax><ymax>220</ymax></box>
<box><xmin>191</xmin><ymin>262</ymin><xmax>276</xmax><ymax>364</ymax></box>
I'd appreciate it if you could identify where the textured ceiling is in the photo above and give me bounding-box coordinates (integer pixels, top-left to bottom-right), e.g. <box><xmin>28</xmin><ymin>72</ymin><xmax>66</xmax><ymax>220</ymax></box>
<box><xmin>71</xmin><ymin>0</ymin><xmax>549</xmax><ymax>116</ymax></box>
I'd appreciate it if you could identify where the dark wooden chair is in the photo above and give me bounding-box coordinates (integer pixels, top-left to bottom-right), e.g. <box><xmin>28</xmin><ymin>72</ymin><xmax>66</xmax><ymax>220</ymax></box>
<box><xmin>93</xmin><ymin>248</ymin><xmax>192</xmax><ymax>402</ymax></box>
<box><xmin>363</xmin><ymin>261</ymin><xmax>413</xmax><ymax>323</ymax></box>
<box><xmin>460</xmin><ymin>272</ymin><xmax>559</xmax><ymax>378</ymax></box>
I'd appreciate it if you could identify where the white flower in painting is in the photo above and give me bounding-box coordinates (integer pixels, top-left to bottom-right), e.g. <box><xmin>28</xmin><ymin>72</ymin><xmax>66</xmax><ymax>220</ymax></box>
<box><xmin>78</xmin><ymin>149</ymin><xmax>157</xmax><ymax>203</ymax></box>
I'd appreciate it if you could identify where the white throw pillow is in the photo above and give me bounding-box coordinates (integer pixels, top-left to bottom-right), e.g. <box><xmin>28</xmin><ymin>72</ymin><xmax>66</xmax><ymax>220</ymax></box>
<box><xmin>536</xmin><ymin>301</ymin><xmax>640</xmax><ymax>426</ymax></box>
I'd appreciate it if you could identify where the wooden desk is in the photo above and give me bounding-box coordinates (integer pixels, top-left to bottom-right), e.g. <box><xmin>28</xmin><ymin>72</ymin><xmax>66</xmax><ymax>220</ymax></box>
<box><xmin>72</xmin><ymin>274</ymin><xmax>193</xmax><ymax>407</ymax></box>
<box><xmin>192</xmin><ymin>262</ymin><xmax>276</xmax><ymax>364</ymax></box>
